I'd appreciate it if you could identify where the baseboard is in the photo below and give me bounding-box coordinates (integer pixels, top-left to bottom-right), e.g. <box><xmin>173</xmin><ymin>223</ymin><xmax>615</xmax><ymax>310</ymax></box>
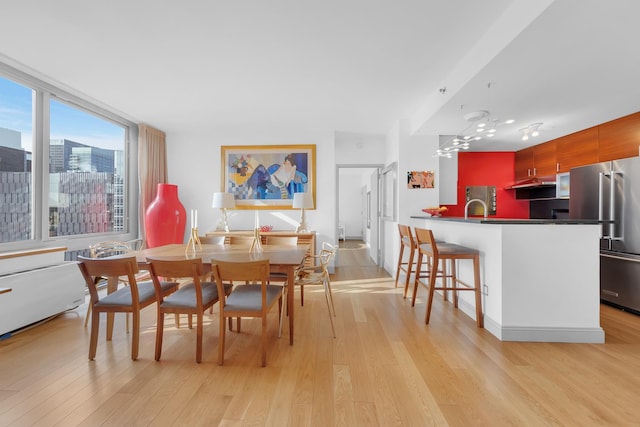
<box><xmin>500</xmin><ymin>326</ymin><xmax>605</xmax><ymax>343</ymax></box>
<box><xmin>457</xmin><ymin>298</ymin><xmax>605</xmax><ymax>344</ymax></box>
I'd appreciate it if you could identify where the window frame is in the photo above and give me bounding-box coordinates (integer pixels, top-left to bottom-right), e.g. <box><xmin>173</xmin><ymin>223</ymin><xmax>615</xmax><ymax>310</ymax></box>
<box><xmin>0</xmin><ymin>61</ymin><xmax>139</xmax><ymax>254</ymax></box>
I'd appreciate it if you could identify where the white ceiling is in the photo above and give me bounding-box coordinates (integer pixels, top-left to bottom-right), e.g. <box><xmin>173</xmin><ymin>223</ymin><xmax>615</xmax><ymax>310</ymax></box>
<box><xmin>2</xmin><ymin>0</ymin><xmax>639</xmax><ymax>151</ymax></box>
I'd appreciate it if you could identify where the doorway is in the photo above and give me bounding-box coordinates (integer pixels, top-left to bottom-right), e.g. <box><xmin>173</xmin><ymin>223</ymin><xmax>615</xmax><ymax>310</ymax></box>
<box><xmin>336</xmin><ymin>164</ymin><xmax>383</xmax><ymax>266</ymax></box>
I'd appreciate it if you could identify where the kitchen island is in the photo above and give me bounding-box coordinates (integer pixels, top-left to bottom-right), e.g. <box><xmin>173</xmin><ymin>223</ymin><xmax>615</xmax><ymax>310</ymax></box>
<box><xmin>409</xmin><ymin>216</ymin><xmax>605</xmax><ymax>343</ymax></box>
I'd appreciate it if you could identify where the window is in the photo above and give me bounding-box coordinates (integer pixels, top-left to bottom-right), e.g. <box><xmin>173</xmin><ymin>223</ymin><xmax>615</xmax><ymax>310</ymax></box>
<box><xmin>0</xmin><ymin>65</ymin><xmax>138</xmax><ymax>253</ymax></box>
<box><xmin>48</xmin><ymin>99</ymin><xmax>126</xmax><ymax>237</ymax></box>
<box><xmin>0</xmin><ymin>77</ymin><xmax>33</xmax><ymax>242</ymax></box>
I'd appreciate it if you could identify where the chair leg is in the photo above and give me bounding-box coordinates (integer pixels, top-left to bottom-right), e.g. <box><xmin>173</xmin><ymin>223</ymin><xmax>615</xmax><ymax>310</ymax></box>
<box><xmin>218</xmin><ymin>314</ymin><xmax>226</xmax><ymax>366</ymax></box>
<box><xmin>195</xmin><ymin>312</ymin><xmax>203</xmax><ymax>363</ymax></box>
<box><xmin>278</xmin><ymin>289</ymin><xmax>286</xmax><ymax>338</ymax></box>
<box><xmin>425</xmin><ymin>258</ymin><xmax>439</xmax><ymax>324</ymax></box>
<box><xmin>131</xmin><ymin>311</ymin><xmax>140</xmax><ymax>361</ymax></box>
<box><xmin>323</xmin><ymin>278</ymin><xmax>337</xmax><ymax>338</ymax></box>
<box><xmin>261</xmin><ymin>314</ymin><xmax>267</xmax><ymax>367</ymax></box>
<box><xmin>88</xmin><ymin>308</ymin><xmax>100</xmax><ymax>360</ymax></box>
<box><xmin>451</xmin><ymin>260</ymin><xmax>459</xmax><ymax>308</ymax></box>
<box><xmin>403</xmin><ymin>247</ymin><xmax>414</xmax><ymax>298</ymax></box>
<box><xmin>300</xmin><ymin>284</ymin><xmax>304</xmax><ymax>306</ymax></box>
<box><xmin>473</xmin><ymin>255</ymin><xmax>484</xmax><ymax>328</ymax></box>
<box><xmin>411</xmin><ymin>252</ymin><xmax>423</xmax><ymax>307</ymax></box>
<box><xmin>155</xmin><ymin>312</ymin><xmax>164</xmax><ymax>361</ymax></box>
<box><xmin>395</xmin><ymin>244</ymin><xmax>405</xmax><ymax>288</ymax></box>
<box><xmin>325</xmin><ymin>276</ymin><xmax>336</xmax><ymax>317</ymax></box>
<box><xmin>84</xmin><ymin>304</ymin><xmax>91</xmax><ymax>328</ymax></box>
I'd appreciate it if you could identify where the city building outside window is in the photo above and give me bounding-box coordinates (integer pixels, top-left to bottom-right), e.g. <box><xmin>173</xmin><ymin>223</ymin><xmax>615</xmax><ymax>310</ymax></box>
<box><xmin>0</xmin><ymin>69</ymin><xmax>138</xmax><ymax>256</ymax></box>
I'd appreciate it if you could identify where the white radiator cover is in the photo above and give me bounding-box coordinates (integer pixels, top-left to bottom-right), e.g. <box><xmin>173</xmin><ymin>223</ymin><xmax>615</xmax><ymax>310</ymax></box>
<box><xmin>0</xmin><ymin>261</ymin><xmax>85</xmax><ymax>336</ymax></box>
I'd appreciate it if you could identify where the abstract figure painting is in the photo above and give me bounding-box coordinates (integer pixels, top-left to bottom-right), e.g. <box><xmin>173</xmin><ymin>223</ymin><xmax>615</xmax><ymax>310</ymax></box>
<box><xmin>407</xmin><ymin>170</ymin><xmax>435</xmax><ymax>189</ymax></box>
<box><xmin>221</xmin><ymin>145</ymin><xmax>316</xmax><ymax>209</ymax></box>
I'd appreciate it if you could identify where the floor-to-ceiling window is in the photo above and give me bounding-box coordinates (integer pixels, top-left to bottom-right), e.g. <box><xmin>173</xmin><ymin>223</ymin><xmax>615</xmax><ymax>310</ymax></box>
<box><xmin>0</xmin><ymin>65</ymin><xmax>138</xmax><ymax>254</ymax></box>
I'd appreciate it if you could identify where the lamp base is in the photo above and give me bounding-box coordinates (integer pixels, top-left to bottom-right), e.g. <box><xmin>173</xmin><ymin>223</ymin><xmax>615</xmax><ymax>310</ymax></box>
<box><xmin>295</xmin><ymin>208</ymin><xmax>311</xmax><ymax>233</ymax></box>
<box><xmin>214</xmin><ymin>208</ymin><xmax>230</xmax><ymax>232</ymax></box>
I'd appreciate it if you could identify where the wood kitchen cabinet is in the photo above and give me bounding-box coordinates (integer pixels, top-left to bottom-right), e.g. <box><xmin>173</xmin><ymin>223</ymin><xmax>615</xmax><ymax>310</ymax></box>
<box><xmin>598</xmin><ymin>112</ymin><xmax>640</xmax><ymax>162</ymax></box>
<box><xmin>514</xmin><ymin>141</ymin><xmax>556</xmax><ymax>179</ymax></box>
<box><xmin>555</xmin><ymin>126</ymin><xmax>599</xmax><ymax>172</ymax></box>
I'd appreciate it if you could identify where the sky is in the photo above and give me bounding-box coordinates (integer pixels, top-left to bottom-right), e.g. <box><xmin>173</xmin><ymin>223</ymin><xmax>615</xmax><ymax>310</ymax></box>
<box><xmin>0</xmin><ymin>76</ymin><xmax>124</xmax><ymax>152</ymax></box>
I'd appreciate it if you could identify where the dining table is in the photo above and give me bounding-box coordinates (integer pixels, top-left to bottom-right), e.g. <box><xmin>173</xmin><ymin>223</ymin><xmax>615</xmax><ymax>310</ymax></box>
<box><xmin>122</xmin><ymin>243</ymin><xmax>308</xmax><ymax>345</ymax></box>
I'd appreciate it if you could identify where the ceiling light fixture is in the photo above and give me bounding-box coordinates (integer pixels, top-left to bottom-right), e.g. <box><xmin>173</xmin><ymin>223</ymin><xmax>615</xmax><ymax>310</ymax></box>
<box><xmin>435</xmin><ymin>82</ymin><xmax>515</xmax><ymax>158</ymax></box>
<box><xmin>519</xmin><ymin>123</ymin><xmax>543</xmax><ymax>141</ymax></box>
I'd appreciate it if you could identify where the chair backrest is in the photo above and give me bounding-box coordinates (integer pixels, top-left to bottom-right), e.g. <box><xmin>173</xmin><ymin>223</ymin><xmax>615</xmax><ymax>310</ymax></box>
<box><xmin>322</xmin><ymin>241</ymin><xmax>337</xmax><ymax>253</ymax></box>
<box><xmin>200</xmin><ymin>235</ymin><xmax>225</xmax><ymax>245</ymax></box>
<box><xmin>228</xmin><ymin>235</ymin><xmax>255</xmax><ymax>246</ymax></box>
<box><xmin>265</xmin><ymin>236</ymin><xmax>298</xmax><ymax>246</ymax></box>
<box><xmin>146</xmin><ymin>257</ymin><xmax>206</xmax><ymax>304</ymax></box>
<box><xmin>211</xmin><ymin>259</ymin><xmax>270</xmax><ymax>306</ymax></box>
<box><xmin>89</xmin><ymin>241</ymin><xmax>134</xmax><ymax>258</ymax></box>
<box><xmin>398</xmin><ymin>224</ymin><xmax>415</xmax><ymax>249</ymax></box>
<box><xmin>413</xmin><ymin>227</ymin><xmax>438</xmax><ymax>256</ymax></box>
<box><xmin>77</xmin><ymin>255</ymin><xmax>140</xmax><ymax>305</ymax></box>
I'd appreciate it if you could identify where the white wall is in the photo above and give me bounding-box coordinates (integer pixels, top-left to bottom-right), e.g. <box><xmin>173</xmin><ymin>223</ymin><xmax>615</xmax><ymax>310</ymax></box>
<box><xmin>165</xmin><ymin>128</ymin><xmax>336</xmax><ymax>251</ymax></box>
<box><xmin>384</xmin><ymin>120</ymin><xmax>440</xmax><ymax>275</ymax></box>
<box><xmin>164</xmin><ymin>124</ymin><xmax>441</xmax><ymax>279</ymax></box>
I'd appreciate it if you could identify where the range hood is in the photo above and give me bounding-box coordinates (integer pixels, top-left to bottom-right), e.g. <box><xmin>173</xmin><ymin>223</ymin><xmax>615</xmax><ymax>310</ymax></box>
<box><xmin>505</xmin><ymin>177</ymin><xmax>556</xmax><ymax>190</ymax></box>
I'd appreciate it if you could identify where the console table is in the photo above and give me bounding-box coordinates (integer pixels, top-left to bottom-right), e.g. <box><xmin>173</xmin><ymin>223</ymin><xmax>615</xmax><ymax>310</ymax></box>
<box><xmin>205</xmin><ymin>230</ymin><xmax>316</xmax><ymax>265</ymax></box>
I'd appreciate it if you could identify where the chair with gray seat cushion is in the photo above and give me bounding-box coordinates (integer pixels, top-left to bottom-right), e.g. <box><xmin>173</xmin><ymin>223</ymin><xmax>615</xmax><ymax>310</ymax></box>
<box><xmin>84</xmin><ymin>239</ymin><xmax>151</xmax><ymax>331</ymax></box>
<box><xmin>77</xmin><ymin>255</ymin><xmax>179</xmax><ymax>361</ymax></box>
<box><xmin>211</xmin><ymin>258</ymin><xmax>283</xmax><ymax>367</ymax></box>
<box><xmin>146</xmin><ymin>257</ymin><xmax>233</xmax><ymax>363</ymax></box>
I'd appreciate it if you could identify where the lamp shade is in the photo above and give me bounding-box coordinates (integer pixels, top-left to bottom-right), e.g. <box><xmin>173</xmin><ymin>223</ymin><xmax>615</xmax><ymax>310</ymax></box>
<box><xmin>292</xmin><ymin>192</ymin><xmax>313</xmax><ymax>209</ymax></box>
<box><xmin>212</xmin><ymin>192</ymin><xmax>235</xmax><ymax>209</ymax></box>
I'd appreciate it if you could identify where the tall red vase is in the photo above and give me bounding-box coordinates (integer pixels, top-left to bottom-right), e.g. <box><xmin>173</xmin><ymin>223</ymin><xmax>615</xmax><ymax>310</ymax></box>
<box><xmin>145</xmin><ymin>183</ymin><xmax>187</xmax><ymax>248</ymax></box>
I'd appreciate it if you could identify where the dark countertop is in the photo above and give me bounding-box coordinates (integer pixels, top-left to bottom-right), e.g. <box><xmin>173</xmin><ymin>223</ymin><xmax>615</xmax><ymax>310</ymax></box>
<box><xmin>410</xmin><ymin>215</ymin><xmax>610</xmax><ymax>225</ymax></box>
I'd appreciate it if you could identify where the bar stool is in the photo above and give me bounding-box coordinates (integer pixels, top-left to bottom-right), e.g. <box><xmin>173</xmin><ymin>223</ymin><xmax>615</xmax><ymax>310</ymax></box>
<box><xmin>413</xmin><ymin>227</ymin><xmax>483</xmax><ymax>328</ymax></box>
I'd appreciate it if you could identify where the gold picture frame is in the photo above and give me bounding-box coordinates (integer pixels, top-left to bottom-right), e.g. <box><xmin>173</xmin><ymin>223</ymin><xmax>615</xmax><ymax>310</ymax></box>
<box><xmin>221</xmin><ymin>144</ymin><xmax>316</xmax><ymax>210</ymax></box>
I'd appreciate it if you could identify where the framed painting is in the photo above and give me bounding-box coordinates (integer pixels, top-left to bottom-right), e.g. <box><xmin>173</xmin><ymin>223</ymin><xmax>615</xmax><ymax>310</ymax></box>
<box><xmin>221</xmin><ymin>144</ymin><xmax>316</xmax><ymax>210</ymax></box>
<box><xmin>407</xmin><ymin>170</ymin><xmax>435</xmax><ymax>189</ymax></box>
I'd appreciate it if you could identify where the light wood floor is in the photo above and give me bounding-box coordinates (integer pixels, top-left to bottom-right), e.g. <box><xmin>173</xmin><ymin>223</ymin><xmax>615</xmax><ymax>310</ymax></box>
<box><xmin>1</xmin><ymin>241</ymin><xmax>640</xmax><ymax>426</ymax></box>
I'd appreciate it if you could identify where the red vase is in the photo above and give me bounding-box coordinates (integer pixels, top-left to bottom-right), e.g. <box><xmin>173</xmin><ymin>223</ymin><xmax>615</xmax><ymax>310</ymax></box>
<box><xmin>145</xmin><ymin>183</ymin><xmax>187</xmax><ymax>248</ymax></box>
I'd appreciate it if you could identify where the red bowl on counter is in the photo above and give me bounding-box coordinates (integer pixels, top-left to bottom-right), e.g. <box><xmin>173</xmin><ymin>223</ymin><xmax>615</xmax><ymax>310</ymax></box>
<box><xmin>422</xmin><ymin>208</ymin><xmax>443</xmax><ymax>217</ymax></box>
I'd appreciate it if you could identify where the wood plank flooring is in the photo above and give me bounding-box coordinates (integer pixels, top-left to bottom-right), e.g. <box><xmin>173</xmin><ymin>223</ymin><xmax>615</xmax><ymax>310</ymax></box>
<box><xmin>1</xmin><ymin>240</ymin><xmax>640</xmax><ymax>425</ymax></box>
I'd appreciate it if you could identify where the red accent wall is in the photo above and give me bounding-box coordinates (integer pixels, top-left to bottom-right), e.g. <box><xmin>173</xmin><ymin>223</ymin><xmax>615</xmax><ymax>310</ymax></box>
<box><xmin>442</xmin><ymin>152</ymin><xmax>529</xmax><ymax>218</ymax></box>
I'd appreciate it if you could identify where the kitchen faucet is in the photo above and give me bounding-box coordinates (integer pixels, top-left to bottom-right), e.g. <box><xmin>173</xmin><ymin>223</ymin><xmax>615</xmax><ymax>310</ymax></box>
<box><xmin>464</xmin><ymin>198</ymin><xmax>488</xmax><ymax>219</ymax></box>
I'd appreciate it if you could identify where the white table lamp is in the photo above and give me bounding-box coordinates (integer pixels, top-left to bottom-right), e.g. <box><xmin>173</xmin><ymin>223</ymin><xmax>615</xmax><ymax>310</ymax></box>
<box><xmin>212</xmin><ymin>192</ymin><xmax>235</xmax><ymax>232</ymax></box>
<box><xmin>292</xmin><ymin>192</ymin><xmax>313</xmax><ymax>233</ymax></box>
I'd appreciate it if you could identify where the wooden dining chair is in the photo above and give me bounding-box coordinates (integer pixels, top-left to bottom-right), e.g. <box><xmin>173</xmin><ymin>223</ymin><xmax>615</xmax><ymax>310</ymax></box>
<box><xmin>84</xmin><ymin>240</ymin><xmax>150</xmax><ymax>331</ymax></box>
<box><xmin>228</xmin><ymin>235</ymin><xmax>255</xmax><ymax>246</ymax></box>
<box><xmin>211</xmin><ymin>258</ymin><xmax>283</xmax><ymax>367</ymax></box>
<box><xmin>77</xmin><ymin>255</ymin><xmax>179</xmax><ymax>361</ymax></box>
<box><xmin>146</xmin><ymin>257</ymin><xmax>233</xmax><ymax>363</ymax></box>
<box><xmin>200</xmin><ymin>235</ymin><xmax>225</xmax><ymax>245</ymax></box>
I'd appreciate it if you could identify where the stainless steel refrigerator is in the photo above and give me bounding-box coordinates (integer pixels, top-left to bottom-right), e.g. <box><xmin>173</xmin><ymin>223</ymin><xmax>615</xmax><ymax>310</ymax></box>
<box><xmin>570</xmin><ymin>156</ymin><xmax>640</xmax><ymax>313</ymax></box>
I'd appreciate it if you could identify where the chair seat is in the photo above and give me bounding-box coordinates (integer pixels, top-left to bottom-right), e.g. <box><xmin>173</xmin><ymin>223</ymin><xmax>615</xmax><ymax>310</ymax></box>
<box><xmin>224</xmin><ymin>284</ymin><xmax>282</xmax><ymax>311</ymax></box>
<box><xmin>161</xmin><ymin>282</ymin><xmax>232</xmax><ymax>309</ymax></box>
<box><xmin>296</xmin><ymin>271</ymin><xmax>324</xmax><ymax>285</ymax></box>
<box><xmin>96</xmin><ymin>280</ymin><xmax>177</xmax><ymax>307</ymax></box>
<box><xmin>418</xmin><ymin>243</ymin><xmax>479</xmax><ymax>256</ymax></box>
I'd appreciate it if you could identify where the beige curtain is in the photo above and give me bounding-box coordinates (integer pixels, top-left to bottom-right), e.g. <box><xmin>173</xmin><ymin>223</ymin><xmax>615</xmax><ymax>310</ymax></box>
<box><xmin>138</xmin><ymin>124</ymin><xmax>168</xmax><ymax>245</ymax></box>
